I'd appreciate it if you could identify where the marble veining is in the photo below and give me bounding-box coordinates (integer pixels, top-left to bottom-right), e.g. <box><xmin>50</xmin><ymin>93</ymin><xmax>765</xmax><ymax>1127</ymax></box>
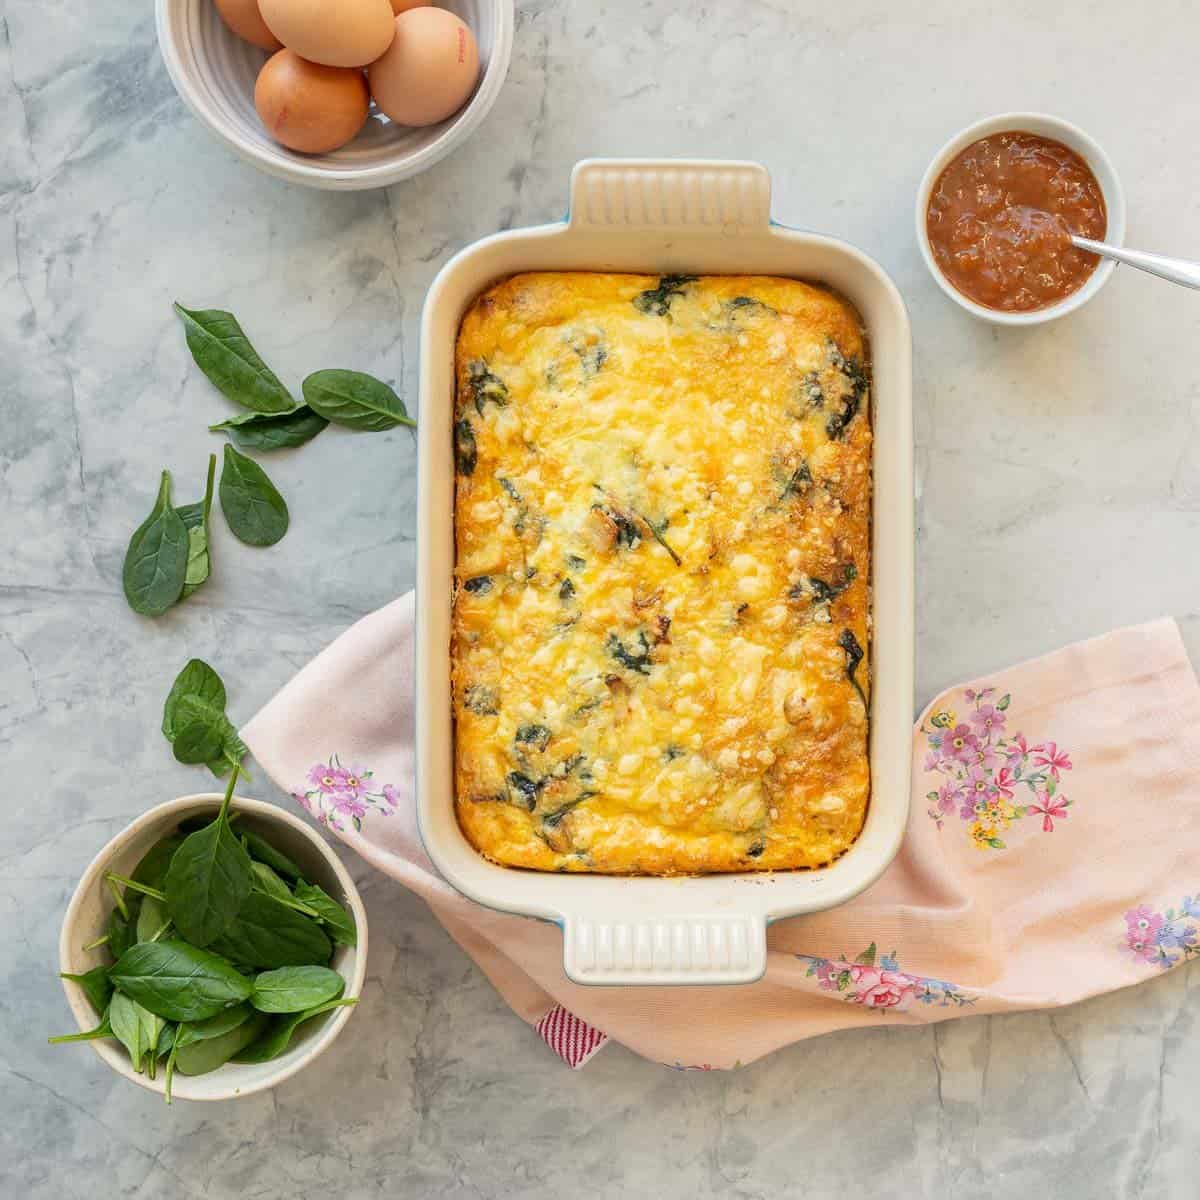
<box><xmin>3</xmin><ymin>0</ymin><xmax>1200</xmax><ymax>1196</ymax></box>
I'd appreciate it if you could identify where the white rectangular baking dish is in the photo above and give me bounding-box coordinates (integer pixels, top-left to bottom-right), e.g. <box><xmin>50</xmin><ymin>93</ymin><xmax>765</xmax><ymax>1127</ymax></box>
<box><xmin>417</xmin><ymin>159</ymin><xmax>913</xmax><ymax>986</ymax></box>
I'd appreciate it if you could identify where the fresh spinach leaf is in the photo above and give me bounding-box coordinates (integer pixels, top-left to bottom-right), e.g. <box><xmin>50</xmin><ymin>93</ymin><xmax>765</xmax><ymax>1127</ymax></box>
<box><xmin>249</xmin><ymin>860</ymin><xmax>294</xmax><ymax>903</ymax></box>
<box><xmin>210</xmin><ymin>891</ymin><xmax>332</xmax><ymax>969</ymax></box>
<box><xmin>131</xmin><ymin>835</ymin><xmax>184</xmax><ymax>890</ymax></box>
<box><xmin>240</xmin><ymin>830</ymin><xmax>303</xmax><ymax>881</ymax></box>
<box><xmin>164</xmin><ymin>770</ymin><xmax>254</xmax><ymax>946</ymax></box>
<box><xmin>134</xmin><ymin>1001</ymin><xmax>168</xmax><ymax>1079</ymax></box>
<box><xmin>156</xmin><ymin>1021</ymin><xmax>177</xmax><ymax>1059</ymax></box>
<box><xmin>109</xmin><ymin>992</ymin><xmax>146</xmax><ymax>1072</ymax></box>
<box><xmin>251</xmin><ymin>965</ymin><xmax>344</xmax><ymax>1013</ymax></box>
<box><xmin>171</xmin><ymin>696</ymin><xmax>229</xmax><ymax>766</ymax></box>
<box><xmin>302</xmin><ymin>369</ymin><xmax>415</xmax><ymax>432</ymax></box>
<box><xmin>291</xmin><ymin>881</ymin><xmax>357</xmax><ymax>947</ymax></box>
<box><xmin>109</xmin><ymin>940</ymin><xmax>253</xmax><ymax>1022</ymax></box>
<box><xmin>173</xmin><ymin>303</ymin><xmax>294</xmax><ymax>414</ymax></box>
<box><xmin>163</xmin><ymin>659</ymin><xmax>227</xmax><ymax>740</ymax></box>
<box><xmin>233</xmin><ymin>998</ymin><xmax>356</xmax><ymax>1063</ymax></box>
<box><xmin>175</xmin><ymin>1003</ymin><xmax>253</xmax><ymax>1049</ymax></box>
<box><xmin>136</xmin><ymin>895</ymin><xmax>172</xmax><ymax>943</ymax></box>
<box><xmin>175</xmin><ymin>1011</ymin><xmax>268</xmax><ymax>1076</ymax></box>
<box><xmin>60</xmin><ymin>965</ymin><xmax>112</xmax><ymax>1014</ymax></box>
<box><xmin>177</xmin><ymin>454</ymin><xmax>216</xmax><ymax>601</ymax></box>
<box><xmin>122</xmin><ymin>471</ymin><xmax>190</xmax><ymax>617</ymax></box>
<box><xmin>210</xmin><ymin>406</ymin><xmax>328</xmax><ymax>452</ymax></box>
<box><xmin>163</xmin><ymin>660</ymin><xmax>246</xmax><ymax>777</ymax></box>
<box><xmin>219</xmin><ymin>445</ymin><xmax>289</xmax><ymax>546</ymax></box>
<box><xmin>107</xmin><ymin>908</ymin><xmax>133</xmax><ymax>960</ymax></box>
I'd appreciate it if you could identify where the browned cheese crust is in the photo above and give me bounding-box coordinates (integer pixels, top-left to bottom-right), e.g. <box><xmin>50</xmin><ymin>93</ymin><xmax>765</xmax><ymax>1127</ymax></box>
<box><xmin>451</xmin><ymin>273</ymin><xmax>871</xmax><ymax>874</ymax></box>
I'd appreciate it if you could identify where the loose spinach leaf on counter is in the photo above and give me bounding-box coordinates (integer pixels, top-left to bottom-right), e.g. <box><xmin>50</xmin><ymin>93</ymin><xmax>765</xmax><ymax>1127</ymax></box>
<box><xmin>163</xmin><ymin>659</ymin><xmax>226</xmax><ymax>739</ymax></box>
<box><xmin>302</xmin><ymin>369</ymin><xmax>416</xmax><ymax>432</ymax></box>
<box><xmin>210</xmin><ymin>406</ymin><xmax>328</xmax><ymax>452</ymax></box>
<box><xmin>292</xmin><ymin>881</ymin><xmax>357</xmax><ymax>947</ymax></box>
<box><xmin>173</xmin><ymin>303</ymin><xmax>295</xmax><ymax>414</ymax></box>
<box><xmin>219</xmin><ymin>445</ymin><xmax>289</xmax><ymax>547</ymax></box>
<box><xmin>123</xmin><ymin>471</ymin><xmax>190</xmax><ymax>617</ymax></box>
<box><xmin>210</xmin><ymin>891</ymin><xmax>332</xmax><ymax>969</ymax></box>
<box><xmin>176</xmin><ymin>454</ymin><xmax>216</xmax><ymax>601</ymax></box>
<box><xmin>250</xmin><ymin>965</ymin><xmax>344</xmax><ymax>1013</ymax></box>
<box><xmin>109</xmin><ymin>939</ymin><xmax>253</xmax><ymax>1022</ymax></box>
<box><xmin>60</xmin><ymin>965</ymin><xmax>113</xmax><ymax>1014</ymax></box>
<box><xmin>164</xmin><ymin>769</ymin><xmax>254</xmax><ymax>947</ymax></box>
<box><xmin>170</xmin><ymin>696</ymin><xmax>244</xmax><ymax>773</ymax></box>
<box><xmin>233</xmin><ymin>997</ymin><xmax>357</xmax><ymax>1064</ymax></box>
<box><xmin>162</xmin><ymin>659</ymin><xmax>245</xmax><ymax>777</ymax></box>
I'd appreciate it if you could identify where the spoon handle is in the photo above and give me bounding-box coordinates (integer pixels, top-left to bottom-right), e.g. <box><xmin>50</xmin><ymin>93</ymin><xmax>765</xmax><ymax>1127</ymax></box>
<box><xmin>1071</xmin><ymin>235</ymin><xmax>1200</xmax><ymax>290</ymax></box>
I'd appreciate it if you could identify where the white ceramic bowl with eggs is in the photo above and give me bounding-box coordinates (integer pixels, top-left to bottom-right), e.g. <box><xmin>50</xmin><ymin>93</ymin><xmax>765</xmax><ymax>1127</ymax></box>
<box><xmin>58</xmin><ymin>793</ymin><xmax>367</xmax><ymax>1101</ymax></box>
<box><xmin>155</xmin><ymin>0</ymin><xmax>514</xmax><ymax>190</ymax></box>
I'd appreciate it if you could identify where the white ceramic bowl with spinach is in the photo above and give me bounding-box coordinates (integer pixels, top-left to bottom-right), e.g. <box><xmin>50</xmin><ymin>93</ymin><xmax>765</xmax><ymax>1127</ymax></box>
<box><xmin>58</xmin><ymin>793</ymin><xmax>367</xmax><ymax>1101</ymax></box>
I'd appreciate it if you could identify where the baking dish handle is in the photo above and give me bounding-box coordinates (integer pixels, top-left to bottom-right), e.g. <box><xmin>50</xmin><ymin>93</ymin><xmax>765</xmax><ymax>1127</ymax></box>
<box><xmin>561</xmin><ymin>910</ymin><xmax>768</xmax><ymax>986</ymax></box>
<box><xmin>567</xmin><ymin>158</ymin><xmax>772</xmax><ymax>234</ymax></box>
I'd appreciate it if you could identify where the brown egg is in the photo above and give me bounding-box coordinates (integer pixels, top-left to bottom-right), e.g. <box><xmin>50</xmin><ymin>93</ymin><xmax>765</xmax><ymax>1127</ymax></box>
<box><xmin>254</xmin><ymin>50</ymin><xmax>369</xmax><ymax>154</ymax></box>
<box><xmin>258</xmin><ymin>0</ymin><xmax>394</xmax><ymax>68</ymax></box>
<box><xmin>213</xmin><ymin>0</ymin><xmax>282</xmax><ymax>51</ymax></box>
<box><xmin>367</xmin><ymin>8</ymin><xmax>480</xmax><ymax>127</ymax></box>
<box><xmin>389</xmin><ymin>0</ymin><xmax>429</xmax><ymax>11</ymax></box>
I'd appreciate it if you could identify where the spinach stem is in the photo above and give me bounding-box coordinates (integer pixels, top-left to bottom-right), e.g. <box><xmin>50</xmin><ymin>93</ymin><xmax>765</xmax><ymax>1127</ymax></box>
<box><xmin>82</xmin><ymin>934</ymin><xmax>111</xmax><ymax>952</ymax></box>
<box><xmin>104</xmin><ymin>872</ymin><xmax>166</xmax><ymax>902</ymax></box>
<box><xmin>201</xmin><ymin>452</ymin><xmax>216</xmax><ymax>521</ymax></box>
<box><xmin>106</xmin><ymin>875</ymin><xmax>129</xmax><ymax>921</ymax></box>
<box><xmin>47</xmin><ymin>1027</ymin><xmax>112</xmax><ymax>1045</ymax></box>
<box><xmin>272</xmin><ymin>895</ymin><xmax>321</xmax><ymax>919</ymax></box>
<box><xmin>218</xmin><ymin>764</ymin><xmax>240</xmax><ymax>825</ymax></box>
<box><xmin>164</xmin><ymin>1025</ymin><xmax>183</xmax><ymax>1105</ymax></box>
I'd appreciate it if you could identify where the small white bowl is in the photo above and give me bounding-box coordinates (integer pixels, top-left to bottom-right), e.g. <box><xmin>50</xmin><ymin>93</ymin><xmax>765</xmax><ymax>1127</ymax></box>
<box><xmin>58</xmin><ymin>794</ymin><xmax>367</xmax><ymax>1102</ymax></box>
<box><xmin>915</xmin><ymin>111</ymin><xmax>1126</xmax><ymax>325</ymax></box>
<box><xmin>155</xmin><ymin>0</ymin><xmax>514</xmax><ymax>191</ymax></box>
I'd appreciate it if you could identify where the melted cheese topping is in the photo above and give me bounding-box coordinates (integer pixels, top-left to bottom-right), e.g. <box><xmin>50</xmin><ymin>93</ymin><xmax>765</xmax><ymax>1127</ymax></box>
<box><xmin>452</xmin><ymin>273</ymin><xmax>871</xmax><ymax>875</ymax></box>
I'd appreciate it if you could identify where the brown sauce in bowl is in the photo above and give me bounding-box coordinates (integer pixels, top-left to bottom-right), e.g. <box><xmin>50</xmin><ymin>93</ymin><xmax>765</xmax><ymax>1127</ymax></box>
<box><xmin>926</xmin><ymin>131</ymin><xmax>1107</xmax><ymax>312</ymax></box>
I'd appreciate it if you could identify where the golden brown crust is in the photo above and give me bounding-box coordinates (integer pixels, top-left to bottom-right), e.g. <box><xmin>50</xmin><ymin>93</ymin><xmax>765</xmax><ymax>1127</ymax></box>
<box><xmin>452</xmin><ymin>273</ymin><xmax>871</xmax><ymax>874</ymax></box>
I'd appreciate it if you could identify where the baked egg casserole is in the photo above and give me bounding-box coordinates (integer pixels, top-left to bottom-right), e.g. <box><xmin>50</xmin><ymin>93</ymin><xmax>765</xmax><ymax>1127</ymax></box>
<box><xmin>451</xmin><ymin>272</ymin><xmax>871</xmax><ymax>874</ymax></box>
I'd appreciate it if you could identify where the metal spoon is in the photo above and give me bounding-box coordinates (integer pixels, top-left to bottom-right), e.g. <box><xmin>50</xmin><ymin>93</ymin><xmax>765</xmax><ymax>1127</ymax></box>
<box><xmin>1071</xmin><ymin>235</ymin><xmax>1200</xmax><ymax>290</ymax></box>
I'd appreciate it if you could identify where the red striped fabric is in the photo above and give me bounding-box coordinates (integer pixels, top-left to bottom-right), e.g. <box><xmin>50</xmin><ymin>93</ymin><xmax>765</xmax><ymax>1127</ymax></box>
<box><xmin>535</xmin><ymin>1005</ymin><xmax>608</xmax><ymax>1068</ymax></box>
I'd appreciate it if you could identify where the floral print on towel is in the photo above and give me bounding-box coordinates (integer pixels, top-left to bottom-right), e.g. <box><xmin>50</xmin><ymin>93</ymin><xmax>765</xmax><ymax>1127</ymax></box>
<box><xmin>798</xmin><ymin>943</ymin><xmax>974</xmax><ymax>1011</ymax></box>
<box><xmin>922</xmin><ymin>686</ymin><xmax>1074</xmax><ymax>849</ymax></box>
<box><xmin>1123</xmin><ymin>898</ymin><xmax>1200</xmax><ymax>969</ymax></box>
<box><xmin>293</xmin><ymin>754</ymin><xmax>398</xmax><ymax>832</ymax></box>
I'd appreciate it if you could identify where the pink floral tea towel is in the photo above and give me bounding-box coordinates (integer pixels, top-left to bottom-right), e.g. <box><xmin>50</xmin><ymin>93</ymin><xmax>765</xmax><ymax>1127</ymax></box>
<box><xmin>242</xmin><ymin>597</ymin><xmax>1200</xmax><ymax>1069</ymax></box>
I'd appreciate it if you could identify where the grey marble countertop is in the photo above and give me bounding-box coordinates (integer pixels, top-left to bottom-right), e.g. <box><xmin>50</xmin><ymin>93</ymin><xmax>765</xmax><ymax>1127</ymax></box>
<box><xmin>5</xmin><ymin>1</ymin><xmax>1200</xmax><ymax>1196</ymax></box>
